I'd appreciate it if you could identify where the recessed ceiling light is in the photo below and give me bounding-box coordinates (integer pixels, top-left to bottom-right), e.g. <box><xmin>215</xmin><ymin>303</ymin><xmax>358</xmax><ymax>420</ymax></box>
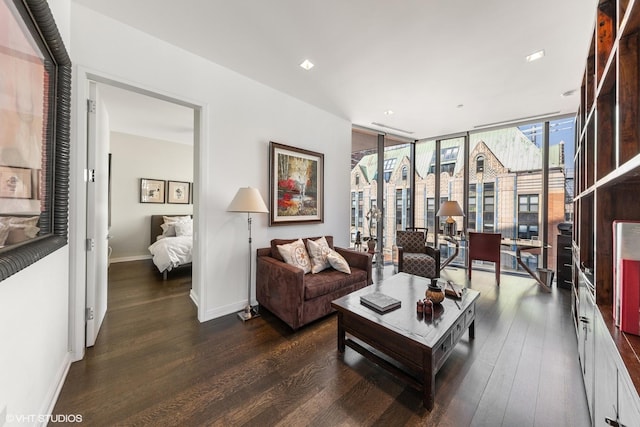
<box><xmin>526</xmin><ymin>50</ymin><xmax>545</xmax><ymax>62</ymax></box>
<box><xmin>561</xmin><ymin>89</ymin><xmax>577</xmax><ymax>97</ymax></box>
<box><xmin>300</xmin><ymin>59</ymin><xmax>314</xmax><ymax>70</ymax></box>
<box><xmin>384</xmin><ymin>110</ymin><xmax>394</xmax><ymax>115</ymax></box>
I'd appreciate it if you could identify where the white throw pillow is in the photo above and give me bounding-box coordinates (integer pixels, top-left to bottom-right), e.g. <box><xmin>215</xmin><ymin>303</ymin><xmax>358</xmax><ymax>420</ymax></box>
<box><xmin>174</xmin><ymin>221</ymin><xmax>193</xmax><ymax>237</ymax></box>
<box><xmin>277</xmin><ymin>239</ymin><xmax>311</xmax><ymax>274</ymax></box>
<box><xmin>0</xmin><ymin>223</ymin><xmax>10</xmax><ymax>246</ymax></box>
<box><xmin>6</xmin><ymin>224</ymin><xmax>40</xmax><ymax>245</ymax></box>
<box><xmin>307</xmin><ymin>236</ymin><xmax>332</xmax><ymax>274</ymax></box>
<box><xmin>161</xmin><ymin>218</ymin><xmax>192</xmax><ymax>237</ymax></box>
<box><xmin>327</xmin><ymin>250</ymin><xmax>351</xmax><ymax>274</ymax></box>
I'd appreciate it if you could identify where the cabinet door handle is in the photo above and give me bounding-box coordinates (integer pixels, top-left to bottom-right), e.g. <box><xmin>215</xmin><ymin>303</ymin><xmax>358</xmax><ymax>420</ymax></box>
<box><xmin>579</xmin><ymin>316</ymin><xmax>589</xmax><ymax>324</ymax></box>
<box><xmin>604</xmin><ymin>417</ymin><xmax>620</xmax><ymax>426</ymax></box>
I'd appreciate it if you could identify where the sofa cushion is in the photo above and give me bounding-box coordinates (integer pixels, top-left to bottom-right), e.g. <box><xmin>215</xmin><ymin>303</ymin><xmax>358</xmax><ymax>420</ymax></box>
<box><xmin>277</xmin><ymin>238</ymin><xmax>312</xmax><ymax>274</ymax></box>
<box><xmin>327</xmin><ymin>249</ymin><xmax>351</xmax><ymax>274</ymax></box>
<box><xmin>271</xmin><ymin>236</ymin><xmax>334</xmax><ymax>262</ymax></box>
<box><xmin>307</xmin><ymin>237</ymin><xmax>332</xmax><ymax>273</ymax></box>
<box><xmin>304</xmin><ymin>267</ymin><xmax>367</xmax><ymax>300</ymax></box>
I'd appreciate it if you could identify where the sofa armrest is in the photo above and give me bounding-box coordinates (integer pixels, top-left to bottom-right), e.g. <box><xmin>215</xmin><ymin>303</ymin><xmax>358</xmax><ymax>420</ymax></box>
<box><xmin>335</xmin><ymin>247</ymin><xmax>373</xmax><ymax>285</ymax></box>
<box><xmin>256</xmin><ymin>255</ymin><xmax>306</xmax><ymax>329</ymax></box>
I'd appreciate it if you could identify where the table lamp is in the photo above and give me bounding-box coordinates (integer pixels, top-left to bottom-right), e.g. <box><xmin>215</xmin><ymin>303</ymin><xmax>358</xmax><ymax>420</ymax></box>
<box><xmin>436</xmin><ymin>201</ymin><xmax>464</xmax><ymax>237</ymax></box>
<box><xmin>227</xmin><ymin>187</ymin><xmax>269</xmax><ymax>321</ymax></box>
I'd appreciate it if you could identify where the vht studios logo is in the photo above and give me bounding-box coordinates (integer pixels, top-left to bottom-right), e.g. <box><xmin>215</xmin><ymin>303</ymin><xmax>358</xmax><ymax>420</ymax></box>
<box><xmin>6</xmin><ymin>414</ymin><xmax>83</xmax><ymax>423</ymax></box>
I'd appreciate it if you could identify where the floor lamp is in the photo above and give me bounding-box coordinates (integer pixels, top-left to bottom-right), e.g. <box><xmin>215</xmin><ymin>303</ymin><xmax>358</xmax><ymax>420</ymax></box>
<box><xmin>227</xmin><ymin>187</ymin><xmax>269</xmax><ymax>321</ymax></box>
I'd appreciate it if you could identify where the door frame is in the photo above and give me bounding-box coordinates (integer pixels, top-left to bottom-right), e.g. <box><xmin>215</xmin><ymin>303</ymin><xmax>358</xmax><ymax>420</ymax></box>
<box><xmin>69</xmin><ymin>66</ymin><xmax>209</xmax><ymax>361</ymax></box>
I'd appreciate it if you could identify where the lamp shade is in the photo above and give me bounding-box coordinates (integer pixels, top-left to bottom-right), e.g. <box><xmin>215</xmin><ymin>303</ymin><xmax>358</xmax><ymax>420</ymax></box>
<box><xmin>227</xmin><ymin>187</ymin><xmax>269</xmax><ymax>213</ymax></box>
<box><xmin>436</xmin><ymin>200</ymin><xmax>464</xmax><ymax>217</ymax></box>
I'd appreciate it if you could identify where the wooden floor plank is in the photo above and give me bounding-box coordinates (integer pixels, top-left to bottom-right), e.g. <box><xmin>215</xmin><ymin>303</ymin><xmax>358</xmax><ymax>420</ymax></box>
<box><xmin>52</xmin><ymin>260</ymin><xmax>591</xmax><ymax>426</ymax></box>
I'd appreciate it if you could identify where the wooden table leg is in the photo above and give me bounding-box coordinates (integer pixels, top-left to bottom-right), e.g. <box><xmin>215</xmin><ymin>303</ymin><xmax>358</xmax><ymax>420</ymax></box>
<box><xmin>423</xmin><ymin>349</ymin><xmax>434</xmax><ymax>409</ymax></box>
<box><xmin>337</xmin><ymin>312</ymin><xmax>345</xmax><ymax>353</ymax></box>
<box><xmin>469</xmin><ymin>319</ymin><xmax>475</xmax><ymax>340</ymax></box>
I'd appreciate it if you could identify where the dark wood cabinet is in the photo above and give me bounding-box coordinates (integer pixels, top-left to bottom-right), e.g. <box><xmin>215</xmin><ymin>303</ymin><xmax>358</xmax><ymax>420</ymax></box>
<box><xmin>574</xmin><ymin>1</ymin><xmax>640</xmax><ymax>424</ymax></box>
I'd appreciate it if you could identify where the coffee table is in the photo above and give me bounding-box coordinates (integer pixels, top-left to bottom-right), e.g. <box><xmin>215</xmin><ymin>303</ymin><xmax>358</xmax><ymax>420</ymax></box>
<box><xmin>331</xmin><ymin>272</ymin><xmax>480</xmax><ymax>409</ymax></box>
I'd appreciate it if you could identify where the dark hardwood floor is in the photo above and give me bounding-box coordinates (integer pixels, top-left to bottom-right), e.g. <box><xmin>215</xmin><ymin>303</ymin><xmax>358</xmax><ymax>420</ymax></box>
<box><xmin>53</xmin><ymin>261</ymin><xmax>590</xmax><ymax>426</ymax></box>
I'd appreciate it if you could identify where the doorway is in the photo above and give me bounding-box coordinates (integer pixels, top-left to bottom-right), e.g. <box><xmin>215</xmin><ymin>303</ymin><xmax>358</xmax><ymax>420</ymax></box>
<box><xmin>70</xmin><ymin>69</ymin><xmax>207</xmax><ymax>360</ymax></box>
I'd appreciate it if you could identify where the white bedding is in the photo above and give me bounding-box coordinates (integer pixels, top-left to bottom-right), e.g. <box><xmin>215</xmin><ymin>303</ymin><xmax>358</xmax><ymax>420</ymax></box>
<box><xmin>148</xmin><ymin>235</ymin><xmax>192</xmax><ymax>273</ymax></box>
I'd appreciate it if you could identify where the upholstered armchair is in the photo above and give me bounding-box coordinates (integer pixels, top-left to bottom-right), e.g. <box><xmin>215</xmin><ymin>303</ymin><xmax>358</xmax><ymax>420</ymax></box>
<box><xmin>393</xmin><ymin>230</ymin><xmax>440</xmax><ymax>279</ymax></box>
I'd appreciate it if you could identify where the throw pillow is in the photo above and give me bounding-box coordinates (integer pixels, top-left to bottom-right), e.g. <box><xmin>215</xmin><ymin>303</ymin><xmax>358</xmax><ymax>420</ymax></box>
<box><xmin>277</xmin><ymin>238</ymin><xmax>311</xmax><ymax>274</ymax></box>
<box><xmin>306</xmin><ymin>236</ymin><xmax>332</xmax><ymax>274</ymax></box>
<box><xmin>6</xmin><ymin>224</ymin><xmax>40</xmax><ymax>245</ymax></box>
<box><xmin>327</xmin><ymin>250</ymin><xmax>351</xmax><ymax>274</ymax></box>
<box><xmin>0</xmin><ymin>223</ymin><xmax>10</xmax><ymax>246</ymax></box>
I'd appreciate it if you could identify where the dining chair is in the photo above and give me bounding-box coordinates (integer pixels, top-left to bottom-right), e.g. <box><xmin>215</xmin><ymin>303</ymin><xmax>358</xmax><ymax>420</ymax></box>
<box><xmin>467</xmin><ymin>231</ymin><xmax>501</xmax><ymax>285</ymax></box>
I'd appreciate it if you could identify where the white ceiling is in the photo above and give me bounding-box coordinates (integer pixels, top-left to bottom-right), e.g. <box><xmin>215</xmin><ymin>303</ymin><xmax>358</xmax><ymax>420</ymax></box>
<box><xmin>75</xmin><ymin>0</ymin><xmax>598</xmax><ymax>141</ymax></box>
<box><xmin>98</xmin><ymin>84</ymin><xmax>194</xmax><ymax>145</ymax></box>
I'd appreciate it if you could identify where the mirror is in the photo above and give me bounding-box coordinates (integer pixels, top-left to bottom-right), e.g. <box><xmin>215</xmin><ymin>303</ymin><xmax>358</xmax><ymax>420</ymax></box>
<box><xmin>0</xmin><ymin>0</ymin><xmax>71</xmax><ymax>281</ymax></box>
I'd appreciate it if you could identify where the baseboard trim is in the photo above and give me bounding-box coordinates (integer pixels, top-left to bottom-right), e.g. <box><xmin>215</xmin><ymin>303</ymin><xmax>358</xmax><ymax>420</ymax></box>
<box><xmin>202</xmin><ymin>300</ymin><xmax>246</xmax><ymax>323</ymax></box>
<box><xmin>41</xmin><ymin>351</ymin><xmax>72</xmax><ymax>426</ymax></box>
<box><xmin>110</xmin><ymin>255</ymin><xmax>152</xmax><ymax>263</ymax></box>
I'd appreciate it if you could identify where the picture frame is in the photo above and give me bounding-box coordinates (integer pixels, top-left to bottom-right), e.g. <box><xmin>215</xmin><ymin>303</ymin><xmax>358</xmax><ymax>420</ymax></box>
<box><xmin>0</xmin><ymin>0</ymin><xmax>72</xmax><ymax>282</ymax></box>
<box><xmin>140</xmin><ymin>178</ymin><xmax>166</xmax><ymax>203</ymax></box>
<box><xmin>167</xmin><ymin>180</ymin><xmax>190</xmax><ymax>204</ymax></box>
<box><xmin>0</xmin><ymin>166</ymin><xmax>32</xmax><ymax>199</ymax></box>
<box><xmin>269</xmin><ymin>141</ymin><xmax>324</xmax><ymax>225</ymax></box>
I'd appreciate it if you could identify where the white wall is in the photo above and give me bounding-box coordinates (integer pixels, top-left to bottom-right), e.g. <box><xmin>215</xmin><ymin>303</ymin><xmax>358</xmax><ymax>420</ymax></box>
<box><xmin>0</xmin><ymin>248</ymin><xmax>70</xmax><ymax>424</ymax></box>
<box><xmin>69</xmin><ymin>4</ymin><xmax>352</xmax><ymax>321</ymax></box>
<box><xmin>110</xmin><ymin>132</ymin><xmax>193</xmax><ymax>260</ymax></box>
<box><xmin>0</xmin><ymin>1</ymin><xmax>72</xmax><ymax>425</ymax></box>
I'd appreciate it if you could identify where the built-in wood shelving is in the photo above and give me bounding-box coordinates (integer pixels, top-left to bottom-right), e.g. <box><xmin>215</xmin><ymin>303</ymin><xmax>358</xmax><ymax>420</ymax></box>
<box><xmin>575</xmin><ymin>0</ymin><xmax>640</xmax><ymax>400</ymax></box>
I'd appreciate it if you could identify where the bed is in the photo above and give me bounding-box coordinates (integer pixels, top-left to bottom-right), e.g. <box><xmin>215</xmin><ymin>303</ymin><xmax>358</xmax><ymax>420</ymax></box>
<box><xmin>148</xmin><ymin>214</ymin><xmax>193</xmax><ymax>279</ymax></box>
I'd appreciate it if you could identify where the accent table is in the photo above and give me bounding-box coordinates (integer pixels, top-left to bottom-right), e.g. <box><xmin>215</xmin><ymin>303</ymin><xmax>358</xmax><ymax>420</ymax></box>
<box><xmin>501</xmin><ymin>238</ymin><xmax>552</xmax><ymax>292</ymax></box>
<box><xmin>331</xmin><ymin>273</ymin><xmax>480</xmax><ymax>409</ymax></box>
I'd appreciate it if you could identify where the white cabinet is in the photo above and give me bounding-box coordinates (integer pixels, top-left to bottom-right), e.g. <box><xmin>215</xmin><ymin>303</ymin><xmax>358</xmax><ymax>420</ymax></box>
<box><xmin>578</xmin><ymin>272</ymin><xmax>596</xmax><ymax>419</ymax></box>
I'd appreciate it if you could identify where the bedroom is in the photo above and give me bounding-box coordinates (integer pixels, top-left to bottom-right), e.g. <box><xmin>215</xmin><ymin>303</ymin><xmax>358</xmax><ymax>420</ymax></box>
<box><xmin>100</xmin><ymin>83</ymin><xmax>195</xmax><ymax>298</ymax></box>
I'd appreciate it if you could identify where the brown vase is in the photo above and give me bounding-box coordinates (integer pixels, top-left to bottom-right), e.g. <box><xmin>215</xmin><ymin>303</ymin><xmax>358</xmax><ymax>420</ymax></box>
<box><xmin>425</xmin><ymin>283</ymin><xmax>445</xmax><ymax>304</ymax></box>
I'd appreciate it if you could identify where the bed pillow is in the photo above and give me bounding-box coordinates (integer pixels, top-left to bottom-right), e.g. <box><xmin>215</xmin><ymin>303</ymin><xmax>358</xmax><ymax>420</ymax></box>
<box><xmin>277</xmin><ymin>238</ymin><xmax>311</xmax><ymax>274</ymax></box>
<box><xmin>163</xmin><ymin>215</ymin><xmax>190</xmax><ymax>224</ymax></box>
<box><xmin>327</xmin><ymin>250</ymin><xmax>351</xmax><ymax>274</ymax></box>
<box><xmin>174</xmin><ymin>220</ymin><xmax>193</xmax><ymax>237</ymax></box>
<box><xmin>306</xmin><ymin>236</ymin><xmax>332</xmax><ymax>274</ymax></box>
<box><xmin>161</xmin><ymin>218</ymin><xmax>192</xmax><ymax>237</ymax></box>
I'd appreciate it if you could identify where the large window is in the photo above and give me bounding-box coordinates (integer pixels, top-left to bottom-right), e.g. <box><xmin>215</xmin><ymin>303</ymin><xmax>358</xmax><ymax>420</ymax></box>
<box><xmin>482</xmin><ymin>183</ymin><xmax>495</xmax><ymax>232</ymax></box>
<box><xmin>468</xmin><ymin>184</ymin><xmax>477</xmax><ymax>230</ymax></box>
<box><xmin>350</xmin><ymin>116</ymin><xmax>574</xmax><ymax>272</ymax></box>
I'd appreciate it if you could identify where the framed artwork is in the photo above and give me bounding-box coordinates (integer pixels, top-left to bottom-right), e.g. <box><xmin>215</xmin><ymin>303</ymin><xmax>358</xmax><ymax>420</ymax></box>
<box><xmin>0</xmin><ymin>0</ymin><xmax>72</xmax><ymax>281</ymax></box>
<box><xmin>167</xmin><ymin>180</ymin><xmax>190</xmax><ymax>204</ymax></box>
<box><xmin>269</xmin><ymin>141</ymin><xmax>324</xmax><ymax>225</ymax></box>
<box><xmin>140</xmin><ymin>178</ymin><xmax>165</xmax><ymax>203</ymax></box>
<box><xmin>0</xmin><ymin>166</ymin><xmax>32</xmax><ymax>199</ymax></box>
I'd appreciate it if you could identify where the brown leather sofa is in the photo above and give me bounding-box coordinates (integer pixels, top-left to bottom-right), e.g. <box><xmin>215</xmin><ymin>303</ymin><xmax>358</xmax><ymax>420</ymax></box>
<box><xmin>256</xmin><ymin>236</ymin><xmax>372</xmax><ymax>330</ymax></box>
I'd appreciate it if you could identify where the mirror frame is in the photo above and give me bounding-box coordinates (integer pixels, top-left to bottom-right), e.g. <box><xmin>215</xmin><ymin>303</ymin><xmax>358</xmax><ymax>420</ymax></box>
<box><xmin>0</xmin><ymin>0</ymin><xmax>71</xmax><ymax>281</ymax></box>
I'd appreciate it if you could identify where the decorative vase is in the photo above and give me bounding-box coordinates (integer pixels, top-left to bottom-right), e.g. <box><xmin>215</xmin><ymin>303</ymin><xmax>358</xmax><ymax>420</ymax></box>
<box><xmin>425</xmin><ymin>282</ymin><xmax>445</xmax><ymax>304</ymax></box>
<box><xmin>367</xmin><ymin>239</ymin><xmax>376</xmax><ymax>254</ymax></box>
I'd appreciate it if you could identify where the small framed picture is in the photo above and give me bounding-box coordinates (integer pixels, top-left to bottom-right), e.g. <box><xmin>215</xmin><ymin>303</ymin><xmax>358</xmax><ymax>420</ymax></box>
<box><xmin>0</xmin><ymin>166</ymin><xmax>32</xmax><ymax>199</ymax></box>
<box><xmin>140</xmin><ymin>178</ymin><xmax>165</xmax><ymax>203</ymax></box>
<box><xmin>167</xmin><ymin>180</ymin><xmax>190</xmax><ymax>204</ymax></box>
